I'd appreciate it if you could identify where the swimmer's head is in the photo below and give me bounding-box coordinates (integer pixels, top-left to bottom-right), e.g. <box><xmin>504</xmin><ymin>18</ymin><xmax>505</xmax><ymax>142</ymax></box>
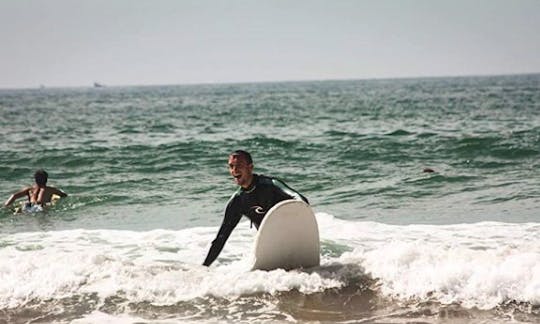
<box><xmin>34</xmin><ymin>169</ymin><xmax>48</xmax><ymax>186</ymax></box>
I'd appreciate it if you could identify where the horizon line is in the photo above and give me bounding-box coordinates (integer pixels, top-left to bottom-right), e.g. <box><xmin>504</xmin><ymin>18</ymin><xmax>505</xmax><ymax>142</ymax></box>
<box><xmin>1</xmin><ymin>71</ymin><xmax>539</xmax><ymax>91</ymax></box>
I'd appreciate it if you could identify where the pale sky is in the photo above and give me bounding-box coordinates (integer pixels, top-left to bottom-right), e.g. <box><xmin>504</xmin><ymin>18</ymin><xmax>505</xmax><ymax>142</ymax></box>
<box><xmin>1</xmin><ymin>0</ymin><xmax>539</xmax><ymax>88</ymax></box>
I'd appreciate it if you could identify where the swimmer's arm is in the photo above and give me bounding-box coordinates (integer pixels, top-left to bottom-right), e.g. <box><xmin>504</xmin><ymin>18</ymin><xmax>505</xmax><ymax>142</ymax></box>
<box><xmin>51</xmin><ymin>187</ymin><xmax>68</xmax><ymax>197</ymax></box>
<box><xmin>4</xmin><ymin>187</ymin><xmax>31</xmax><ymax>207</ymax></box>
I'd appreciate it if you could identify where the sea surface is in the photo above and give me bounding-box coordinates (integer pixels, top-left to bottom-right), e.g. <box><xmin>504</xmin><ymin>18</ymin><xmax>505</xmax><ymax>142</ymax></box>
<box><xmin>1</xmin><ymin>74</ymin><xmax>539</xmax><ymax>323</ymax></box>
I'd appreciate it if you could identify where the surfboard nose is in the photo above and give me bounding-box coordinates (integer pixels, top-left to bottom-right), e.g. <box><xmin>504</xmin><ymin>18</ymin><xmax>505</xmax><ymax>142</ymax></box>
<box><xmin>252</xmin><ymin>200</ymin><xmax>320</xmax><ymax>271</ymax></box>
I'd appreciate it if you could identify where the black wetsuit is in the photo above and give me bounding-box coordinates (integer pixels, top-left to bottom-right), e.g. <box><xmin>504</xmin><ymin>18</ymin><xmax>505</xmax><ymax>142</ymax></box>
<box><xmin>202</xmin><ymin>174</ymin><xmax>308</xmax><ymax>266</ymax></box>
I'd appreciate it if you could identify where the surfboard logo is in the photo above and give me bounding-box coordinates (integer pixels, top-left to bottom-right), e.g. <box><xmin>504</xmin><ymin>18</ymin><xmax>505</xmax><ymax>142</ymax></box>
<box><xmin>251</xmin><ymin>206</ymin><xmax>265</xmax><ymax>214</ymax></box>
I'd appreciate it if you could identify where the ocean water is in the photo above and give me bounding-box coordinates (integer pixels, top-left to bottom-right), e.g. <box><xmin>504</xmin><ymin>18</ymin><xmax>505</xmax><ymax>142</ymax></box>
<box><xmin>1</xmin><ymin>74</ymin><xmax>539</xmax><ymax>323</ymax></box>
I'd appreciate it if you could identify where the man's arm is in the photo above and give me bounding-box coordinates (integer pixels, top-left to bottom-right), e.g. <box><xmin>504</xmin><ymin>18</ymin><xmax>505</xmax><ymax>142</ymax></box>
<box><xmin>51</xmin><ymin>187</ymin><xmax>68</xmax><ymax>198</ymax></box>
<box><xmin>4</xmin><ymin>187</ymin><xmax>31</xmax><ymax>207</ymax></box>
<box><xmin>203</xmin><ymin>199</ymin><xmax>242</xmax><ymax>266</ymax></box>
<box><xmin>271</xmin><ymin>178</ymin><xmax>309</xmax><ymax>204</ymax></box>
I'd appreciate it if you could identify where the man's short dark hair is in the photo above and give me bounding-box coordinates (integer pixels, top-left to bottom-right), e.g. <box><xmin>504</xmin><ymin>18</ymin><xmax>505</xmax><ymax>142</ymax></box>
<box><xmin>34</xmin><ymin>169</ymin><xmax>48</xmax><ymax>186</ymax></box>
<box><xmin>231</xmin><ymin>150</ymin><xmax>253</xmax><ymax>165</ymax></box>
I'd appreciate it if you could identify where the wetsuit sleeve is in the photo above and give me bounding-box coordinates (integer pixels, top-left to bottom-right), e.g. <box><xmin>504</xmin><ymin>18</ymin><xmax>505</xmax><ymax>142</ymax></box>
<box><xmin>202</xmin><ymin>196</ymin><xmax>242</xmax><ymax>266</ymax></box>
<box><xmin>271</xmin><ymin>178</ymin><xmax>309</xmax><ymax>204</ymax></box>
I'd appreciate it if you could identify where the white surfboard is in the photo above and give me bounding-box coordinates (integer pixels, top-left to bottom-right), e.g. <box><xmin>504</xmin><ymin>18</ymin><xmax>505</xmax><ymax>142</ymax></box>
<box><xmin>251</xmin><ymin>200</ymin><xmax>320</xmax><ymax>271</ymax></box>
<box><xmin>13</xmin><ymin>194</ymin><xmax>62</xmax><ymax>214</ymax></box>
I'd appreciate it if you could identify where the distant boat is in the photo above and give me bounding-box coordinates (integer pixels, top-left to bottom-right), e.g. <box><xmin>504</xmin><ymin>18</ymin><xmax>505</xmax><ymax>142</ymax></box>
<box><xmin>93</xmin><ymin>82</ymin><xmax>105</xmax><ymax>88</ymax></box>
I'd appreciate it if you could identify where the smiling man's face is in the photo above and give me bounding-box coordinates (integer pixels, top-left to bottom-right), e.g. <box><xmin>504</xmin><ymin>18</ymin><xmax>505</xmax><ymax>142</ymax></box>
<box><xmin>228</xmin><ymin>154</ymin><xmax>254</xmax><ymax>189</ymax></box>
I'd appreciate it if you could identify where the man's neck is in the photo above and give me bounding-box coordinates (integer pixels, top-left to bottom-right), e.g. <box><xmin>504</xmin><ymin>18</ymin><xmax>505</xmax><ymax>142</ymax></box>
<box><xmin>242</xmin><ymin>174</ymin><xmax>256</xmax><ymax>190</ymax></box>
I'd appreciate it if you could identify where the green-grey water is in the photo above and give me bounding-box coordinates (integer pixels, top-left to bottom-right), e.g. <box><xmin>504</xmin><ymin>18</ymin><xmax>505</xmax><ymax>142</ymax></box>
<box><xmin>1</xmin><ymin>75</ymin><xmax>539</xmax><ymax>323</ymax></box>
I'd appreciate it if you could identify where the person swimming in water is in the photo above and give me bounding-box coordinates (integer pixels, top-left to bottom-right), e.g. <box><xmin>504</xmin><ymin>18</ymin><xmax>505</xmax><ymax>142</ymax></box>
<box><xmin>202</xmin><ymin>150</ymin><xmax>308</xmax><ymax>267</ymax></box>
<box><xmin>4</xmin><ymin>169</ymin><xmax>68</xmax><ymax>211</ymax></box>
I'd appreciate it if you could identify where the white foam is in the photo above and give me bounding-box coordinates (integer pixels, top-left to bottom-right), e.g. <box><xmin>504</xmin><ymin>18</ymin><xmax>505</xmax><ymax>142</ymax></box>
<box><xmin>1</xmin><ymin>215</ymin><xmax>539</xmax><ymax>311</ymax></box>
<box><xmin>319</xmin><ymin>215</ymin><xmax>540</xmax><ymax>309</ymax></box>
<box><xmin>71</xmin><ymin>311</ymin><xmax>148</xmax><ymax>324</ymax></box>
<box><xmin>0</xmin><ymin>221</ymin><xmax>340</xmax><ymax>309</ymax></box>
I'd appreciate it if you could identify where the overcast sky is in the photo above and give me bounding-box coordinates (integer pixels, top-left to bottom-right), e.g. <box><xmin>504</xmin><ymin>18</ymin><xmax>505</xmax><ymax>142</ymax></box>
<box><xmin>1</xmin><ymin>0</ymin><xmax>539</xmax><ymax>88</ymax></box>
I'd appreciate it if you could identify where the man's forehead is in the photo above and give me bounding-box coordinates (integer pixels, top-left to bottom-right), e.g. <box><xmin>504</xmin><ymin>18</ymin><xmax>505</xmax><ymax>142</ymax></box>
<box><xmin>229</xmin><ymin>155</ymin><xmax>248</xmax><ymax>163</ymax></box>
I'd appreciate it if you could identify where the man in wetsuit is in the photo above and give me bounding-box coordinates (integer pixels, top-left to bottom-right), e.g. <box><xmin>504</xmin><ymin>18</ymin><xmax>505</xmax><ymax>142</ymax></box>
<box><xmin>4</xmin><ymin>169</ymin><xmax>68</xmax><ymax>209</ymax></box>
<box><xmin>202</xmin><ymin>150</ymin><xmax>308</xmax><ymax>267</ymax></box>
